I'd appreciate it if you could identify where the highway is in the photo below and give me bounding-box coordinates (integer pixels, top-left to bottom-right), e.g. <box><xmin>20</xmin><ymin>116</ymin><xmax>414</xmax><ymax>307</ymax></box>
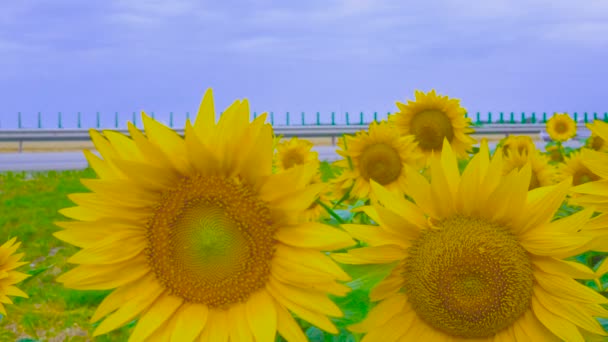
<box><xmin>0</xmin><ymin>141</ymin><xmax>583</xmax><ymax>172</ymax></box>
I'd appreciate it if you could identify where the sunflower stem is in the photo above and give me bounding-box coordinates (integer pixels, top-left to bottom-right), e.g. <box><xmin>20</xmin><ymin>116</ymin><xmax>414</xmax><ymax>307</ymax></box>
<box><xmin>317</xmin><ymin>199</ymin><xmax>345</xmax><ymax>224</ymax></box>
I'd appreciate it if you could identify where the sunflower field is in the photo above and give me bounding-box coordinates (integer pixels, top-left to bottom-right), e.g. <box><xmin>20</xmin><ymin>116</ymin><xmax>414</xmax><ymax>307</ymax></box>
<box><xmin>2</xmin><ymin>89</ymin><xmax>608</xmax><ymax>341</ymax></box>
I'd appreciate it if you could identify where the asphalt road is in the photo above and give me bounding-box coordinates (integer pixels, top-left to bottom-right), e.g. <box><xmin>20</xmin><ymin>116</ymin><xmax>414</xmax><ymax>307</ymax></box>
<box><xmin>0</xmin><ymin>140</ymin><xmax>583</xmax><ymax>172</ymax></box>
<box><xmin>0</xmin><ymin>146</ymin><xmax>342</xmax><ymax>172</ymax></box>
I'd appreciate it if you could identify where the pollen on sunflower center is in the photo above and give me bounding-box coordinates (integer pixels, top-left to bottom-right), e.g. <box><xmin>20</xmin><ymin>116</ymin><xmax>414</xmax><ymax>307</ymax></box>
<box><xmin>554</xmin><ymin>122</ymin><xmax>568</xmax><ymax>134</ymax></box>
<box><xmin>402</xmin><ymin>215</ymin><xmax>534</xmax><ymax>338</ymax></box>
<box><xmin>145</xmin><ymin>175</ymin><xmax>275</xmax><ymax>308</ymax></box>
<box><xmin>359</xmin><ymin>143</ymin><xmax>402</xmax><ymax>185</ymax></box>
<box><xmin>409</xmin><ymin>110</ymin><xmax>455</xmax><ymax>150</ymax></box>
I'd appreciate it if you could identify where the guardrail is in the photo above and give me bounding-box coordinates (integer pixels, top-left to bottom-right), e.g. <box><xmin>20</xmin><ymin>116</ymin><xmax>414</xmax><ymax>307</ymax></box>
<box><xmin>0</xmin><ymin>124</ymin><xmax>591</xmax><ymax>153</ymax></box>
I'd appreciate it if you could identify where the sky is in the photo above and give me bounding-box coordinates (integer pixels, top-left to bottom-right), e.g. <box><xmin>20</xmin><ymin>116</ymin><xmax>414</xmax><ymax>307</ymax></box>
<box><xmin>1</xmin><ymin>0</ymin><xmax>607</xmax><ymax>128</ymax></box>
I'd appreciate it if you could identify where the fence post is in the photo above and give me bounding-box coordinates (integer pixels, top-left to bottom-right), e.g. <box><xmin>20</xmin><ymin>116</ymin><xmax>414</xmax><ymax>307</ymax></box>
<box><xmin>316</xmin><ymin>112</ymin><xmax>320</xmax><ymax>125</ymax></box>
<box><xmin>476</xmin><ymin>112</ymin><xmax>481</xmax><ymax>125</ymax></box>
<box><xmin>374</xmin><ymin>112</ymin><xmax>378</xmax><ymax>123</ymax></box>
<box><xmin>186</xmin><ymin>112</ymin><xmax>190</xmax><ymax>124</ymax></box>
<box><xmin>346</xmin><ymin>112</ymin><xmax>350</xmax><ymax>125</ymax></box>
<box><xmin>301</xmin><ymin>112</ymin><xmax>305</xmax><ymax>125</ymax></box>
<box><xmin>253</xmin><ymin>111</ymin><xmax>257</xmax><ymax>119</ymax></box>
<box><xmin>499</xmin><ymin>112</ymin><xmax>504</xmax><ymax>123</ymax></box>
<box><xmin>531</xmin><ymin>112</ymin><xmax>536</xmax><ymax>123</ymax></box>
<box><xmin>18</xmin><ymin>112</ymin><xmax>22</xmax><ymax>129</ymax></box>
<box><xmin>37</xmin><ymin>112</ymin><xmax>42</xmax><ymax>128</ymax></box>
<box><xmin>331</xmin><ymin>112</ymin><xmax>335</xmax><ymax>125</ymax></box>
<box><xmin>604</xmin><ymin>112</ymin><xmax>608</xmax><ymax>122</ymax></box>
<box><xmin>133</xmin><ymin>112</ymin><xmax>137</xmax><ymax>127</ymax></box>
<box><xmin>359</xmin><ymin>112</ymin><xmax>364</xmax><ymax>125</ymax></box>
<box><xmin>169</xmin><ymin>112</ymin><xmax>173</xmax><ymax>127</ymax></box>
<box><xmin>270</xmin><ymin>112</ymin><xmax>274</xmax><ymax>125</ymax></box>
<box><xmin>542</xmin><ymin>112</ymin><xmax>547</xmax><ymax>123</ymax></box>
<box><xmin>77</xmin><ymin>112</ymin><xmax>81</xmax><ymax>128</ymax></box>
<box><xmin>465</xmin><ymin>112</ymin><xmax>468</xmax><ymax>118</ymax></box>
<box><xmin>96</xmin><ymin>112</ymin><xmax>101</xmax><ymax>128</ymax></box>
<box><xmin>509</xmin><ymin>112</ymin><xmax>514</xmax><ymax>124</ymax></box>
<box><xmin>286</xmin><ymin>112</ymin><xmax>290</xmax><ymax>126</ymax></box>
<box><xmin>58</xmin><ymin>112</ymin><xmax>62</xmax><ymax>128</ymax></box>
<box><xmin>115</xmin><ymin>112</ymin><xmax>119</xmax><ymax>128</ymax></box>
<box><xmin>584</xmin><ymin>112</ymin><xmax>588</xmax><ymax>123</ymax></box>
<box><xmin>520</xmin><ymin>112</ymin><xmax>525</xmax><ymax>123</ymax></box>
<box><xmin>593</xmin><ymin>112</ymin><xmax>598</xmax><ymax>121</ymax></box>
<box><xmin>488</xmin><ymin>112</ymin><xmax>493</xmax><ymax>124</ymax></box>
<box><xmin>574</xmin><ymin>112</ymin><xmax>578</xmax><ymax>123</ymax></box>
<box><xmin>151</xmin><ymin>112</ymin><xmax>155</xmax><ymax>119</ymax></box>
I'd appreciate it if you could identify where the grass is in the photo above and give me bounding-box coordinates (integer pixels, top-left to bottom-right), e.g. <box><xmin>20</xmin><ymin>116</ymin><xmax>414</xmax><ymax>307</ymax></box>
<box><xmin>0</xmin><ymin>163</ymin><xmax>385</xmax><ymax>341</ymax></box>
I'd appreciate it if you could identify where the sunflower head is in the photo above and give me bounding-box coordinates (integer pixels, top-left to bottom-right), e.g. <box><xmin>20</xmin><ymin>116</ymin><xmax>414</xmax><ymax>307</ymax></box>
<box><xmin>334</xmin><ymin>138</ymin><xmax>608</xmax><ymax>340</ymax></box>
<box><xmin>391</xmin><ymin>89</ymin><xmax>476</xmax><ymax>160</ymax></box>
<box><xmin>54</xmin><ymin>89</ymin><xmax>354</xmax><ymax>340</ymax></box>
<box><xmin>545</xmin><ymin>144</ymin><xmax>564</xmax><ymax>163</ymax></box>
<box><xmin>558</xmin><ymin>150</ymin><xmax>602</xmax><ymax>186</ymax></box>
<box><xmin>546</xmin><ymin>113</ymin><xmax>576</xmax><ymax>142</ymax></box>
<box><xmin>275</xmin><ymin>137</ymin><xmax>319</xmax><ymax>172</ymax></box>
<box><xmin>332</xmin><ymin>120</ymin><xmax>423</xmax><ymax>200</ymax></box>
<box><xmin>0</xmin><ymin>237</ymin><xmax>29</xmax><ymax>316</ymax></box>
<box><xmin>585</xmin><ymin>120</ymin><xmax>608</xmax><ymax>152</ymax></box>
<box><xmin>503</xmin><ymin>149</ymin><xmax>557</xmax><ymax>190</ymax></box>
<box><xmin>501</xmin><ymin>135</ymin><xmax>536</xmax><ymax>160</ymax></box>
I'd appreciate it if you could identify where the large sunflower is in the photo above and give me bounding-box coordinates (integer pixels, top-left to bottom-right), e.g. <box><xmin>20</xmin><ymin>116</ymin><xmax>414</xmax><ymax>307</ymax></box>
<box><xmin>54</xmin><ymin>89</ymin><xmax>355</xmax><ymax>341</ymax></box>
<box><xmin>332</xmin><ymin>121</ymin><xmax>422</xmax><ymax>201</ymax></box>
<box><xmin>558</xmin><ymin>150</ymin><xmax>602</xmax><ymax>186</ymax></box>
<box><xmin>275</xmin><ymin>137</ymin><xmax>319</xmax><ymax>172</ymax></box>
<box><xmin>332</xmin><ymin>139</ymin><xmax>608</xmax><ymax>341</ymax></box>
<box><xmin>0</xmin><ymin>237</ymin><xmax>29</xmax><ymax>316</ymax></box>
<box><xmin>391</xmin><ymin>89</ymin><xmax>476</xmax><ymax>159</ymax></box>
<box><xmin>546</xmin><ymin>113</ymin><xmax>577</xmax><ymax>142</ymax></box>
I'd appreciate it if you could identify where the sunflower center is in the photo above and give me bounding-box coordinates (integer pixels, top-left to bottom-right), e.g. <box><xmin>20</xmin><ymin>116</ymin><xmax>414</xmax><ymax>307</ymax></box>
<box><xmin>409</xmin><ymin>110</ymin><xmax>454</xmax><ymax>151</ymax></box>
<box><xmin>145</xmin><ymin>175</ymin><xmax>275</xmax><ymax>308</ymax></box>
<box><xmin>573</xmin><ymin>168</ymin><xmax>600</xmax><ymax>186</ymax></box>
<box><xmin>554</xmin><ymin>121</ymin><xmax>568</xmax><ymax>134</ymax></box>
<box><xmin>591</xmin><ymin>136</ymin><xmax>605</xmax><ymax>151</ymax></box>
<box><xmin>282</xmin><ymin>150</ymin><xmax>305</xmax><ymax>169</ymax></box>
<box><xmin>402</xmin><ymin>215</ymin><xmax>534</xmax><ymax>338</ymax></box>
<box><xmin>358</xmin><ymin>143</ymin><xmax>402</xmax><ymax>185</ymax></box>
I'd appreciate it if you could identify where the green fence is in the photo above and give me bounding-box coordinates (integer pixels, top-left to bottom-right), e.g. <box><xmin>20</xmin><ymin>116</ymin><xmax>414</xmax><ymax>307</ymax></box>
<box><xmin>4</xmin><ymin>111</ymin><xmax>608</xmax><ymax>129</ymax></box>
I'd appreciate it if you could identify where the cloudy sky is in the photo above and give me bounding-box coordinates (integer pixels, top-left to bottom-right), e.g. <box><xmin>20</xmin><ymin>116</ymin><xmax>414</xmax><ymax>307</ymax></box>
<box><xmin>1</xmin><ymin>0</ymin><xmax>607</xmax><ymax>128</ymax></box>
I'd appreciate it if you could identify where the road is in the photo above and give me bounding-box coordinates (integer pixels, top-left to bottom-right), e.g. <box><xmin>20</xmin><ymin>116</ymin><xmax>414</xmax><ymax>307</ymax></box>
<box><xmin>0</xmin><ymin>141</ymin><xmax>583</xmax><ymax>172</ymax></box>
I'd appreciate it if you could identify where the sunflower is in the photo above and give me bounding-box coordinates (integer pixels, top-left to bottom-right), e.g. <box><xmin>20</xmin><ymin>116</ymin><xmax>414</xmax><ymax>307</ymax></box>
<box><xmin>501</xmin><ymin>135</ymin><xmax>536</xmax><ymax>159</ymax></box>
<box><xmin>332</xmin><ymin>121</ymin><xmax>422</xmax><ymax>201</ymax></box>
<box><xmin>0</xmin><ymin>237</ymin><xmax>29</xmax><ymax>316</ymax></box>
<box><xmin>54</xmin><ymin>89</ymin><xmax>355</xmax><ymax>341</ymax></box>
<box><xmin>301</xmin><ymin>176</ymin><xmax>332</xmax><ymax>222</ymax></box>
<box><xmin>332</xmin><ymin>139</ymin><xmax>608</xmax><ymax>341</ymax></box>
<box><xmin>585</xmin><ymin>120</ymin><xmax>608</xmax><ymax>152</ymax></box>
<box><xmin>545</xmin><ymin>144</ymin><xmax>564</xmax><ymax>163</ymax></box>
<box><xmin>503</xmin><ymin>147</ymin><xmax>557</xmax><ymax>190</ymax></box>
<box><xmin>391</xmin><ymin>89</ymin><xmax>476</xmax><ymax>159</ymax></box>
<box><xmin>546</xmin><ymin>113</ymin><xmax>576</xmax><ymax>142</ymax></box>
<box><xmin>275</xmin><ymin>137</ymin><xmax>319</xmax><ymax>172</ymax></box>
<box><xmin>558</xmin><ymin>150</ymin><xmax>602</xmax><ymax>186</ymax></box>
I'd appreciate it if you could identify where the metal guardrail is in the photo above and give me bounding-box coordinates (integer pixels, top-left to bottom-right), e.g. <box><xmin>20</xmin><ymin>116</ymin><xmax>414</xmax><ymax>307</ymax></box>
<box><xmin>0</xmin><ymin>124</ymin><xmax>592</xmax><ymax>153</ymax></box>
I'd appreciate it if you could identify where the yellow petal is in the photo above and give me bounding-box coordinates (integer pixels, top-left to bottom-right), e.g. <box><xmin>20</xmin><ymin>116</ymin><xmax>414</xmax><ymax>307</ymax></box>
<box><xmin>274</xmin><ymin>223</ymin><xmax>355</xmax><ymax>251</ymax></box>
<box><xmin>531</xmin><ymin>295</ymin><xmax>584</xmax><ymax>342</ymax></box>
<box><xmin>199</xmin><ymin>309</ymin><xmax>229</xmax><ymax>342</ymax></box>
<box><xmin>273</xmin><ymin>296</ymin><xmax>307</xmax><ymax>342</ymax></box>
<box><xmin>170</xmin><ymin>303</ymin><xmax>208</xmax><ymax>342</ymax></box>
<box><xmin>193</xmin><ymin>88</ymin><xmax>216</xmax><ymax>144</ymax></box>
<box><xmin>93</xmin><ymin>283</ymin><xmax>165</xmax><ymax>336</ymax></box>
<box><xmin>246</xmin><ymin>290</ymin><xmax>277</xmax><ymax>342</ymax></box>
<box><xmin>515</xmin><ymin>179</ymin><xmax>571</xmax><ymax>235</ymax></box>
<box><xmin>67</xmin><ymin>230</ymin><xmax>145</xmax><ymax>265</ymax></box>
<box><xmin>370</xmin><ymin>181</ymin><xmax>427</xmax><ymax>229</ymax></box>
<box><xmin>512</xmin><ymin>309</ymin><xmax>561</xmax><ymax>342</ymax></box>
<box><xmin>142</xmin><ymin>112</ymin><xmax>191</xmax><ymax>176</ymax></box>
<box><xmin>269</xmin><ymin>276</ymin><xmax>343</xmax><ymax>317</ymax></box>
<box><xmin>227</xmin><ymin>302</ymin><xmax>253</xmax><ymax>342</ymax></box>
<box><xmin>274</xmin><ymin>244</ymin><xmax>351</xmax><ymax>281</ymax></box>
<box><xmin>533</xmin><ymin>257</ymin><xmax>595</xmax><ymax>279</ymax></box>
<box><xmin>349</xmin><ymin>293</ymin><xmax>407</xmax><ymax>333</ymax></box>
<box><xmin>534</xmin><ymin>270</ymin><xmax>608</xmax><ymax>304</ymax></box>
<box><xmin>341</xmin><ymin>224</ymin><xmax>409</xmax><ymax>248</ymax></box>
<box><xmin>332</xmin><ymin>245</ymin><xmax>406</xmax><ymax>265</ymax></box>
<box><xmin>128</xmin><ymin>293</ymin><xmax>183</xmax><ymax>342</ymax></box>
<box><xmin>57</xmin><ymin>255</ymin><xmax>150</xmax><ymax>290</ymax></box>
